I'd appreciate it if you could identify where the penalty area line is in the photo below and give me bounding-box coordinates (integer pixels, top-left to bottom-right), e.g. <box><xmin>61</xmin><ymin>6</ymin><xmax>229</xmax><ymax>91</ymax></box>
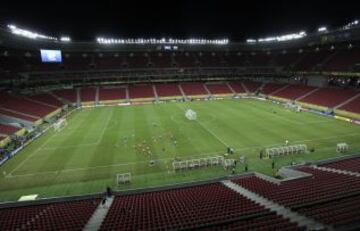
<box><xmin>6</xmin><ymin>130</ymin><xmax>359</xmax><ymax>179</ymax></box>
<box><xmin>175</xmin><ymin>103</ymin><xmax>230</xmax><ymax>147</ymax></box>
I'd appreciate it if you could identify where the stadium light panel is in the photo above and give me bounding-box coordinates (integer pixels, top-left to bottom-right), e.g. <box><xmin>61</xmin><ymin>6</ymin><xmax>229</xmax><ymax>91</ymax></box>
<box><xmin>318</xmin><ymin>27</ymin><xmax>327</xmax><ymax>32</ymax></box>
<box><xmin>256</xmin><ymin>31</ymin><xmax>307</xmax><ymax>43</ymax></box>
<box><xmin>246</xmin><ymin>39</ymin><xmax>257</xmax><ymax>43</ymax></box>
<box><xmin>96</xmin><ymin>37</ymin><xmax>229</xmax><ymax>45</ymax></box>
<box><xmin>7</xmin><ymin>24</ymin><xmax>58</xmax><ymax>41</ymax></box>
<box><xmin>342</xmin><ymin>20</ymin><xmax>359</xmax><ymax>30</ymax></box>
<box><xmin>60</xmin><ymin>36</ymin><xmax>71</xmax><ymax>42</ymax></box>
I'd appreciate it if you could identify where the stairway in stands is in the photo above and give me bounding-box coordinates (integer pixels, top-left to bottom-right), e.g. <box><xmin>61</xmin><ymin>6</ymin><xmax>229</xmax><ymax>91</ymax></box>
<box><xmin>222</xmin><ymin>180</ymin><xmax>328</xmax><ymax>230</ymax></box>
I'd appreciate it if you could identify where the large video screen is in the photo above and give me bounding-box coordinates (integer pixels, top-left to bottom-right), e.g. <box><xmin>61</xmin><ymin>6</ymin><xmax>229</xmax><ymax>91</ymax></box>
<box><xmin>40</xmin><ymin>49</ymin><xmax>62</xmax><ymax>63</ymax></box>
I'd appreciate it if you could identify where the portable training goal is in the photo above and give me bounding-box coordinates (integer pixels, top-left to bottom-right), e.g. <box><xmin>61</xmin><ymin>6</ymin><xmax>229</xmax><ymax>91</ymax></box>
<box><xmin>263</xmin><ymin>144</ymin><xmax>307</xmax><ymax>159</ymax></box>
<box><xmin>116</xmin><ymin>173</ymin><xmax>131</xmax><ymax>185</ymax></box>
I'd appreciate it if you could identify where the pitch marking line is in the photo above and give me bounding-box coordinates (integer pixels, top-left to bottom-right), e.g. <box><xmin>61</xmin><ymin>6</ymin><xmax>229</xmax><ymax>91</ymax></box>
<box><xmin>175</xmin><ymin>103</ymin><xmax>229</xmax><ymax>147</ymax></box>
<box><xmin>195</xmin><ymin>119</ymin><xmax>229</xmax><ymax>147</ymax></box>
<box><xmin>6</xmin><ymin>132</ymin><xmax>360</xmax><ymax>179</ymax></box>
<box><xmin>8</xmin><ymin>131</ymin><xmax>57</xmax><ymax>175</ymax></box>
<box><xmin>8</xmin><ymin>109</ymin><xmax>115</xmax><ymax>176</ymax></box>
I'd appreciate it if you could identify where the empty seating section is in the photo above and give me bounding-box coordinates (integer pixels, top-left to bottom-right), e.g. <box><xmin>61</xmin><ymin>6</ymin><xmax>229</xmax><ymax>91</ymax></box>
<box><xmin>243</xmin><ymin>81</ymin><xmax>262</xmax><ymax>92</ymax></box>
<box><xmin>294</xmin><ymin>50</ymin><xmax>332</xmax><ymax>71</ymax></box>
<box><xmin>63</xmin><ymin>53</ymin><xmax>91</xmax><ymax>70</ymax></box>
<box><xmin>0</xmin><ymin>56</ymin><xmax>27</xmax><ymax>72</ymax></box>
<box><xmin>99</xmin><ymin>87</ymin><xmax>126</xmax><ymax>101</ymax></box>
<box><xmin>95</xmin><ymin>55</ymin><xmax>122</xmax><ymax>69</ymax></box>
<box><xmin>0</xmin><ymin>108</ymin><xmax>38</xmax><ymax>122</ymax></box>
<box><xmin>0</xmin><ymin>123</ymin><xmax>20</xmax><ymax>135</ymax></box>
<box><xmin>3</xmin><ymin>47</ymin><xmax>360</xmax><ymax>72</ymax></box>
<box><xmin>129</xmin><ymin>85</ymin><xmax>154</xmax><ymax>99</ymax></box>
<box><xmin>261</xmin><ymin>83</ymin><xmax>287</xmax><ymax>95</ymax></box>
<box><xmin>320</xmin><ymin>157</ymin><xmax>360</xmax><ymax>173</ymax></box>
<box><xmin>181</xmin><ymin>83</ymin><xmax>208</xmax><ymax>96</ymax></box>
<box><xmin>340</xmin><ymin>96</ymin><xmax>360</xmax><ymax>113</ymax></box>
<box><xmin>155</xmin><ymin>84</ymin><xmax>181</xmax><ymax>97</ymax></box>
<box><xmin>273</xmin><ymin>52</ymin><xmax>301</xmax><ymax>69</ymax></box>
<box><xmin>0</xmin><ymin>92</ymin><xmax>55</xmax><ymax>117</ymax></box>
<box><xmin>0</xmin><ymin>199</ymin><xmax>99</xmax><ymax>231</ymax></box>
<box><xmin>174</xmin><ymin>53</ymin><xmax>197</xmax><ymax>67</ymax></box>
<box><xmin>295</xmin><ymin>194</ymin><xmax>360</xmax><ymax>228</ymax></box>
<box><xmin>273</xmin><ymin>85</ymin><xmax>315</xmax><ymax>100</ymax></box>
<box><xmin>2</xmin><ymin>157</ymin><xmax>360</xmax><ymax>229</ymax></box>
<box><xmin>248</xmin><ymin>54</ymin><xmax>272</xmax><ymax>66</ymax></box>
<box><xmin>152</xmin><ymin>54</ymin><xmax>172</xmax><ymax>68</ymax></box>
<box><xmin>63</xmin><ymin>55</ymin><xmax>91</xmax><ymax>70</ymax></box>
<box><xmin>100</xmin><ymin>183</ymin><xmax>271</xmax><ymax>230</ymax></box>
<box><xmin>81</xmin><ymin>88</ymin><xmax>96</xmax><ymax>102</ymax></box>
<box><xmin>300</xmin><ymin>88</ymin><xmax>358</xmax><ymax>108</ymax></box>
<box><xmin>28</xmin><ymin>94</ymin><xmax>63</xmax><ymax>107</ymax></box>
<box><xmin>203</xmin><ymin>212</ymin><xmax>303</xmax><ymax>231</ymax></box>
<box><xmin>225</xmin><ymin>53</ymin><xmax>246</xmax><ymax>66</ymax></box>
<box><xmin>232</xmin><ymin>166</ymin><xmax>360</xmax><ymax>207</ymax></box>
<box><xmin>228</xmin><ymin>82</ymin><xmax>246</xmax><ymax>93</ymax></box>
<box><xmin>323</xmin><ymin>49</ymin><xmax>360</xmax><ymax>71</ymax></box>
<box><xmin>53</xmin><ymin>89</ymin><xmax>77</xmax><ymax>103</ymax></box>
<box><xmin>127</xmin><ymin>54</ymin><xmax>149</xmax><ymax>68</ymax></box>
<box><xmin>206</xmin><ymin>83</ymin><xmax>232</xmax><ymax>94</ymax></box>
<box><xmin>198</xmin><ymin>53</ymin><xmax>225</xmax><ymax>67</ymax></box>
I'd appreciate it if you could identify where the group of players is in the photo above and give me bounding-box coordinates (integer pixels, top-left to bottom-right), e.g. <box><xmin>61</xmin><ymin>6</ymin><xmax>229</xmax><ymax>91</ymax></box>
<box><xmin>119</xmin><ymin>131</ymin><xmax>178</xmax><ymax>157</ymax></box>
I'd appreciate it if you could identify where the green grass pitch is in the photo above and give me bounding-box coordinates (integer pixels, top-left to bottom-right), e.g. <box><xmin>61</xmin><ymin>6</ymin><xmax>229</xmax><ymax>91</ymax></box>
<box><xmin>1</xmin><ymin>98</ymin><xmax>360</xmax><ymax>202</ymax></box>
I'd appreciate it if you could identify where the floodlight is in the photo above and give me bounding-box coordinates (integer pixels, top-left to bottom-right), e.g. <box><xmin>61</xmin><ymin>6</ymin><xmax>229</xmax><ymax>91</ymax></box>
<box><xmin>60</xmin><ymin>36</ymin><xmax>71</xmax><ymax>42</ymax></box>
<box><xmin>246</xmin><ymin>39</ymin><xmax>256</xmax><ymax>43</ymax></box>
<box><xmin>318</xmin><ymin>27</ymin><xmax>327</xmax><ymax>32</ymax></box>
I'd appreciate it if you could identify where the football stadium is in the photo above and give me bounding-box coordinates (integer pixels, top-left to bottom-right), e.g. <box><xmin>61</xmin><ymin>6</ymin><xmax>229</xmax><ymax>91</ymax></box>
<box><xmin>1</xmin><ymin>1</ymin><xmax>360</xmax><ymax>230</ymax></box>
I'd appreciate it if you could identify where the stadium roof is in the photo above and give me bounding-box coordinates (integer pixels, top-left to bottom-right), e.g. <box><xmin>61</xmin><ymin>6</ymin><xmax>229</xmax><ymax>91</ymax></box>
<box><xmin>0</xmin><ymin>0</ymin><xmax>359</xmax><ymax>42</ymax></box>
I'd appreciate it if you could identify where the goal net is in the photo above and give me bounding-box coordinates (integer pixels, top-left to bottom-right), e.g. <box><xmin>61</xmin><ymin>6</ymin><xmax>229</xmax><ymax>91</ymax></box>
<box><xmin>53</xmin><ymin>118</ymin><xmax>67</xmax><ymax>132</ymax></box>
<box><xmin>185</xmin><ymin>109</ymin><xmax>197</xmax><ymax>120</ymax></box>
<box><xmin>116</xmin><ymin>173</ymin><xmax>131</xmax><ymax>186</ymax></box>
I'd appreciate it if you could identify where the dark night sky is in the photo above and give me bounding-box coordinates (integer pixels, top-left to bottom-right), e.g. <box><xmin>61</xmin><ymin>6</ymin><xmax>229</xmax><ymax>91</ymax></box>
<box><xmin>0</xmin><ymin>0</ymin><xmax>359</xmax><ymax>42</ymax></box>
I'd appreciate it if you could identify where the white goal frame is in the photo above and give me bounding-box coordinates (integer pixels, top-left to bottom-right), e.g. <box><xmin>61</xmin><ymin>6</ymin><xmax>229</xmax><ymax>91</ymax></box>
<box><xmin>264</xmin><ymin>144</ymin><xmax>307</xmax><ymax>159</ymax></box>
<box><xmin>336</xmin><ymin>143</ymin><xmax>349</xmax><ymax>153</ymax></box>
<box><xmin>116</xmin><ymin>173</ymin><xmax>131</xmax><ymax>185</ymax></box>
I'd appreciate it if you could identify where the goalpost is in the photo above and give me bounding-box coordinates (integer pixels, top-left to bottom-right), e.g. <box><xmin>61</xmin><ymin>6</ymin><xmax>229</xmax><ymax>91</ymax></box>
<box><xmin>116</xmin><ymin>173</ymin><xmax>131</xmax><ymax>186</ymax></box>
<box><xmin>53</xmin><ymin>118</ymin><xmax>67</xmax><ymax>132</ymax></box>
<box><xmin>185</xmin><ymin>109</ymin><xmax>197</xmax><ymax>120</ymax></box>
<box><xmin>285</xmin><ymin>102</ymin><xmax>302</xmax><ymax>112</ymax></box>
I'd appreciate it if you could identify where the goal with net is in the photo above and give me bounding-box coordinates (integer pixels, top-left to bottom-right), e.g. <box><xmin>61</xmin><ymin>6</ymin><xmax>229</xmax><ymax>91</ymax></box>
<box><xmin>53</xmin><ymin>118</ymin><xmax>67</xmax><ymax>132</ymax></box>
<box><xmin>185</xmin><ymin>109</ymin><xmax>197</xmax><ymax>120</ymax></box>
<box><xmin>336</xmin><ymin>143</ymin><xmax>349</xmax><ymax>153</ymax></box>
<box><xmin>263</xmin><ymin>144</ymin><xmax>307</xmax><ymax>159</ymax></box>
<box><xmin>116</xmin><ymin>173</ymin><xmax>131</xmax><ymax>186</ymax></box>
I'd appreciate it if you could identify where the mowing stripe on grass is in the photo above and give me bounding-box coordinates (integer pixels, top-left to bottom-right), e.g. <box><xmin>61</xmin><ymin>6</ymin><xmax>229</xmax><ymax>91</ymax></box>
<box><xmin>6</xmin><ymin>132</ymin><xmax>359</xmax><ymax>179</ymax></box>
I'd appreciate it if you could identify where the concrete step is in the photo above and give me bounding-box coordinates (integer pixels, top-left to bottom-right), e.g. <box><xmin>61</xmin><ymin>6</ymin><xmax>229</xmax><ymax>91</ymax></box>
<box><xmin>222</xmin><ymin>180</ymin><xmax>330</xmax><ymax>231</ymax></box>
<box><xmin>152</xmin><ymin>84</ymin><xmax>159</xmax><ymax>101</ymax></box>
<box><xmin>270</xmin><ymin>84</ymin><xmax>289</xmax><ymax>96</ymax></box>
<box><xmin>203</xmin><ymin>83</ymin><xmax>212</xmax><ymax>97</ymax></box>
<box><xmin>241</xmin><ymin>82</ymin><xmax>249</xmax><ymax>93</ymax></box>
<box><xmin>178</xmin><ymin>84</ymin><xmax>187</xmax><ymax>100</ymax></box>
<box><xmin>334</xmin><ymin>93</ymin><xmax>360</xmax><ymax>109</ymax></box>
<box><xmin>83</xmin><ymin>196</ymin><xmax>114</xmax><ymax>231</ymax></box>
<box><xmin>226</xmin><ymin>82</ymin><xmax>236</xmax><ymax>95</ymax></box>
<box><xmin>296</xmin><ymin>88</ymin><xmax>320</xmax><ymax>101</ymax></box>
<box><xmin>312</xmin><ymin>165</ymin><xmax>360</xmax><ymax>177</ymax></box>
